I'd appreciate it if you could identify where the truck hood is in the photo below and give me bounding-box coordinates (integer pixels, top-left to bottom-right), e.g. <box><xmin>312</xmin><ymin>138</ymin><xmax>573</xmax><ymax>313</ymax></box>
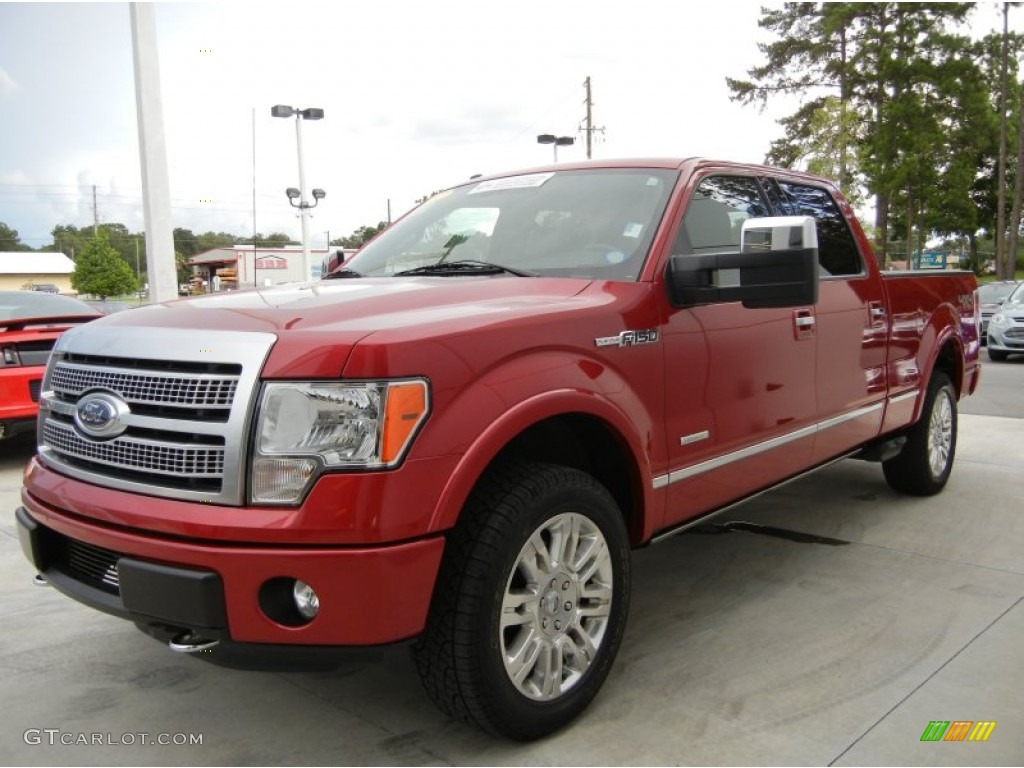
<box><xmin>95</xmin><ymin>277</ymin><xmax>595</xmax><ymax>337</ymax></box>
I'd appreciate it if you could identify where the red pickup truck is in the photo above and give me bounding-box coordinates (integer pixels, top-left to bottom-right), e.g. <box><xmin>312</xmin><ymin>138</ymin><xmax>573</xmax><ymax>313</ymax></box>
<box><xmin>16</xmin><ymin>158</ymin><xmax>979</xmax><ymax>739</ymax></box>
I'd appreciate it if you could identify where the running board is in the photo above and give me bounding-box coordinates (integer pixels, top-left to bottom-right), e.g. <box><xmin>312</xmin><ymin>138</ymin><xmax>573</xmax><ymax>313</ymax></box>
<box><xmin>650</xmin><ymin>451</ymin><xmax>857</xmax><ymax>545</ymax></box>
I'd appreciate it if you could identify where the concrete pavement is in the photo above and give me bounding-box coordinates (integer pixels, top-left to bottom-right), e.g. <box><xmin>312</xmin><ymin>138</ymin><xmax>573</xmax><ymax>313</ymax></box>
<box><xmin>0</xmin><ymin>412</ymin><xmax>1021</xmax><ymax>765</ymax></box>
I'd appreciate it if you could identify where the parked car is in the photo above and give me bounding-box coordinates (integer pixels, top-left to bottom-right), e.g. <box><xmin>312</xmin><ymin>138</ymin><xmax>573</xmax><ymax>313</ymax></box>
<box><xmin>985</xmin><ymin>281</ymin><xmax>1024</xmax><ymax>361</ymax></box>
<box><xmin>27</xmin><ymin>283</ymin><xmax>61</xmax><ymax>294</ymax></box>
<box><xmin>976</xmin><ymin>280</ymin><xmax>1020</xmax><ymax>345</ymax></box>
<box><xmin>0</xmin><ymin>291</ymin><xmax>102</xmax><ymax>441</ymax></box>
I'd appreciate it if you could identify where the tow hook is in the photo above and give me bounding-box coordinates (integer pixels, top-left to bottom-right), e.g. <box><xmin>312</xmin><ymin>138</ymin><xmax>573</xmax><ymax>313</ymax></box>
<box><xmin>168</xmin><ymin>631</ymin><xmax>220</xmax><ymax>653</ymax></box>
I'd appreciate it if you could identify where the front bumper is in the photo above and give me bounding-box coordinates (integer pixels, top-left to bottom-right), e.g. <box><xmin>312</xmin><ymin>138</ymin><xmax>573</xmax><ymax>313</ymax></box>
<box><xmin>16</xmin><ymin>501</ymin><xmax>445</xmax><ymax>646</ymax></box>
<box><xmin>986</xmin><ymin>324</ymin><xmax>1024</xmax><ymax>354</ymax></box>
<box><xmin>0</xmin><ymin>416</ymin><xmax>36</xmax><ymax>441</ymax></box>
<box><xmin>0</xmin><ymin>368</ymin><xmax>42</xmax><ymax>440</ymax></box>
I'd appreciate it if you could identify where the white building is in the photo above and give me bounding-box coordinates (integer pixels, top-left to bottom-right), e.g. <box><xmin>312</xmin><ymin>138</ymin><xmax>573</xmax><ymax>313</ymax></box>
<box><xmin>0</xmin><ymin>251</ymin><xmax>76</xmax><ymax>293</ymax></box>
<box><xmin>187</xmin><ymin>245</ymin><xmax>338</xmax><ymax>292</ymax></box>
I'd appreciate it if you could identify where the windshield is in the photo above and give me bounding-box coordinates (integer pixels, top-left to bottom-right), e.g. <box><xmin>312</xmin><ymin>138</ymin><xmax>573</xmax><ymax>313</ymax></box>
<box><xmin>1007</xmin><ymin>283</ymin><xmax>1024</xmax><ymax>305</ymax></box>
<box><xmin>977</xmin><ymin>282</ymin><xmax>1019</xmax><ymax>304</ymax></box>
<box><xmin>345</xmin><ymin>168</ymin><xmax>678</xmax><ymax>280</ymax></box>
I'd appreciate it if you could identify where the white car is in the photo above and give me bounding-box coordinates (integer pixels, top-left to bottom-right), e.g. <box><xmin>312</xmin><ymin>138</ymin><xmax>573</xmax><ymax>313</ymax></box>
<box><xmin>976</xmin><ymin>280</ymin><xmax>1020</xmax><ymax>344</ymax></box>
<box><xmin>986</xmin><ymin>282</ymin><xmax>1024</xmax><ymax>361</ymax></box>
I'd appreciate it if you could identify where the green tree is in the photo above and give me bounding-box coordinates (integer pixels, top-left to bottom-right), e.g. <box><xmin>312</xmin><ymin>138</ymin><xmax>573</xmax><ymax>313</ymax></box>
<box><xmin>337</xmin><ymin>222</ymin><xmax>389</xmax><ymax>249</ymax></box>
<box><xmin>173</xmin><ymin>228</ymin><xmax>201</xmax><ymax>258</ymax></box>
<box><xmin>51</xmin><ymin>224</ymin><xmax>91</xmax><ymax>259</ymax></box>
<box><xmin>71</xmin><ymin>230</ymin><xmax>138</xmax><ymax>300</ymax></box>
<box><xmin>728</xmin><ymin>3</ymin><xmax>977</xmax><ymax>263</ymax></box>
<box><xmin>252</xmin><ymin>232</ymin><xmax>295</xmax><ymax>248</ymax></box>
<box><xmin>0</xmin><ymin>221</ymin><xmax>33</xmax><ymax>251</ymax></box>
<box><xmin>767</xmin><ymin>95</ymin><xmax>866</xmax><ymax>206</ymax></box>
<box><xmin>196</xmin><ymin>231</ymin><xmax>238</xmax><ymax>251</ymax></box>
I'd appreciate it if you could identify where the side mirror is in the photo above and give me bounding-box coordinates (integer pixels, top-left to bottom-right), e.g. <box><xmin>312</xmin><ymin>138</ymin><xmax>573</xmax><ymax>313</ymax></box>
<box><xmin>667</xmin><ymin>216</ymin><xmax>819</xmax><ymax>309</ymax></box>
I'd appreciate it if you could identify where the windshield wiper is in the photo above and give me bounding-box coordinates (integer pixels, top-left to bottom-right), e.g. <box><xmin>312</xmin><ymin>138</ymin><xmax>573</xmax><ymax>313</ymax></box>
<box><xmin>322</xmin><ymin>268</ymin><xmax>363</xmax><ymax>279</ymax></box>
<box><xmin>393</xmin><ymin>260</ymin><xmax>536</xmax><ymax>277</ymax></box>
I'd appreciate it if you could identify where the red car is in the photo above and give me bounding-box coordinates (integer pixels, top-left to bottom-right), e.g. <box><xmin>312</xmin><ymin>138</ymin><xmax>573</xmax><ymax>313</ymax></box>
<box><xmin>0</xmin><ymin>291</ymin><xmax>101</xmax><ymax>441</ymax></box>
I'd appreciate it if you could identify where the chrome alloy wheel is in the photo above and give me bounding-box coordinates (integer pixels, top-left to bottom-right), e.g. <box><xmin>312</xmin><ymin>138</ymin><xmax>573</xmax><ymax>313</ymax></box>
<box><xmin>500</xmin><ymin>512</ymin><xmax>613</xmax><ymax>701</ymax></box>
<box><xmin>927</xmin><ymin>389</ymin><xmax>954</xmax><ymax>478</ymax></box>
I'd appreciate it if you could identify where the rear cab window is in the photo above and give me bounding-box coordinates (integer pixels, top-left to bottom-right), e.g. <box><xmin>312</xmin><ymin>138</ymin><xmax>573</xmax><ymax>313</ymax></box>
<box><xmin>772</xmin><ymin>181</ymin><xmax>864</xmax><ymax>278</ymax></box>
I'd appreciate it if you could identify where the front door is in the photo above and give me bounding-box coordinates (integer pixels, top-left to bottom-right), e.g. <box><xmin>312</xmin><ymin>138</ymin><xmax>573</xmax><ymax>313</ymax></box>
<box><xmin>658</xmin><ymin>173</ymin><xmax>818</xmax><ymax>530</ymax></box>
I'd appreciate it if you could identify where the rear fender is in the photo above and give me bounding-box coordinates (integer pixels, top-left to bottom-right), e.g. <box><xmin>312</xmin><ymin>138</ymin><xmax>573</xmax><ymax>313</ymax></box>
<box><xmin>908</xmin><ymin>304</ymin><xmax>967</xmax><ymax>423</ymax></box>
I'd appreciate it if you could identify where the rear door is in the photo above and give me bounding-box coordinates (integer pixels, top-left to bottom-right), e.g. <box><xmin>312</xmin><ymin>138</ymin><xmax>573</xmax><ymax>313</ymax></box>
<box><xmin>769</xmin><ymin>178</ymin><xmax>888</xmax><ymax>463</ymax></box>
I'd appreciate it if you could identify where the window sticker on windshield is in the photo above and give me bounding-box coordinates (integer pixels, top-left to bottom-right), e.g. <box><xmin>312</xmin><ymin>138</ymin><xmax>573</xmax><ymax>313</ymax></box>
<box><xmin>622</xmin><ymin>223</ymin><xmax>644</xmax><ymax>238</ymax></box>
<box><xmin>468</xmin><ymin>173</ymin><xmax>555</xmax><ymax>195</ymax></box>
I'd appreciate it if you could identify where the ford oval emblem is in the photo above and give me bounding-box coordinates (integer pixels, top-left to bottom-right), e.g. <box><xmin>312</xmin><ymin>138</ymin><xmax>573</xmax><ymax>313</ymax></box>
<box><xmin>73</xmin><ymin>392</ymin><xmax>130</xmax><ymax>439</ymax></box>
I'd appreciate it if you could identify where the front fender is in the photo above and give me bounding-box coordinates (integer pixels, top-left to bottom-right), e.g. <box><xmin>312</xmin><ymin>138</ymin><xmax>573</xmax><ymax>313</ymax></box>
<box><xmin>426</xmin><ymin>376</ymin><xmax>659</xmax><ymax>543</ymax></box>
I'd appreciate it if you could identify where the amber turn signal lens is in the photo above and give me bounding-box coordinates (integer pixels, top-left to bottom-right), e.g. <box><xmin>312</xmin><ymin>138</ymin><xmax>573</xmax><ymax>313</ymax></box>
<box><xmin>381</xmin><ymin>381</ymin><xmax>429</xmax><ymax>463</ymax></box>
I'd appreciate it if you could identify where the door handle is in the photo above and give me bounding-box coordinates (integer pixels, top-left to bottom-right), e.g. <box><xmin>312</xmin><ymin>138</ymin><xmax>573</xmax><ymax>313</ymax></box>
<box><xmin>793</xmin><ymin>309</ymin><xmax>815</xmax><ymax>340</ymax></box>
<box><xmin>868</xmin><ymin>301</ymin><xmax>886</xmax><ymax>324</ymax></box>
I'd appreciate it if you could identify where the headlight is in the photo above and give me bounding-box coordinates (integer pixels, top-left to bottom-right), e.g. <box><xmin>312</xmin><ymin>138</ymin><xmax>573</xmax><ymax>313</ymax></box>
<box><xmin>991</xmin><ymin>312</ymin><xmax>1008</xmax><ymax>326</ymax></box>
<box><xmin>252</xmin><ymin>379</ymin><xmax>429</xmax><ymax>504</ymax></box>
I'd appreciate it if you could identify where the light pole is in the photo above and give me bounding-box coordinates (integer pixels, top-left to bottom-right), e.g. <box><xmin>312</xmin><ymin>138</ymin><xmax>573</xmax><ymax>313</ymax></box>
<box><xmin>271</xmin><ymin>104</ymin><xmax>325</xmax><ymax>281</ymax></box>
<box><xmin>537</xmin><ymin>133</ymin><xmax>574</xmax><ymax>162</ymax></box>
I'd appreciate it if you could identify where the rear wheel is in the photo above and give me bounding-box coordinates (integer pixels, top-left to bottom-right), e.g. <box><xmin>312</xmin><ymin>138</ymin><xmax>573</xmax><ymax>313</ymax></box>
<box><xmin>413</xmin><ymin>461</ymin><xmax>630</xmax><ymax>740</ymax></box>
<box><xmin>883</xmin><ymin>373</ymin><xmax>957</xmax><ymax>496</ymax></box>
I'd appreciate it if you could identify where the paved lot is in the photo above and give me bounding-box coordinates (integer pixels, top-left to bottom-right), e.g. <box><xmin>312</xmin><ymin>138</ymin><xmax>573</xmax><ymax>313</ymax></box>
<box><xmin>1</xmin><ymin>362</ymin><xmax>1021</xmax><ymax>766</ymax></box>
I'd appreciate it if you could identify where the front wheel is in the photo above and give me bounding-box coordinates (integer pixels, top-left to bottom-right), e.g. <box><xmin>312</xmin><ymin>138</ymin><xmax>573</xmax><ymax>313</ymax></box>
<box><xmin>413</xmin><ymin>461</ymin><xmax>631</xmax><ymax>740</ymax></box>
<box><xmin>988</xmin><ymin>348</ymin><xmax>1009</xmax><ymax>362</ymax></box>
<box><xmin>883</xmin><ymin>373</ymin><xmax>957</xmax><ymax>496</ymax></box>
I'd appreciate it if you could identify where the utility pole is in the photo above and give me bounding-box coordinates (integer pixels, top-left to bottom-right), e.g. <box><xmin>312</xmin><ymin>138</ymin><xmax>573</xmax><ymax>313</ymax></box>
<box><xmin>92</xmin><ymin>185</ymin><xmax>98</xmax><ymax>235</ymax></box>
<box><xmin>580</xmin><ymin>76</ymin><xmax>604</xmax><ymax>160</ymax></box>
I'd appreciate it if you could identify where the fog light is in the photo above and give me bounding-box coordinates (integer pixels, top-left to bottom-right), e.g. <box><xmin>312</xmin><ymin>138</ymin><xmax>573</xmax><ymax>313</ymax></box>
<box><xmin>293</xmin><ymin>579</ymin><xmax>320</xmax><ymax>620</ymax></box>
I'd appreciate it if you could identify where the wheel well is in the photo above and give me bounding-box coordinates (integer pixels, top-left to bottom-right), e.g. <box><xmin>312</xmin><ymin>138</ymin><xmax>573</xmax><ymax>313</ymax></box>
<box><xmin>933</xmin><ymin>340</ymin><xmax>962</xmax><ymax>396</ymax></box>
<box><xmin>491</xmin><ymin>414</ymin><xmax>643</xmax><ymax>543</ymax></box>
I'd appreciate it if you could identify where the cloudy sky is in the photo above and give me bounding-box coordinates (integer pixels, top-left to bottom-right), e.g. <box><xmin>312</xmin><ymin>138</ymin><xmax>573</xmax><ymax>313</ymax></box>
<box><xmin>0</xmin><ymin>2</ymin><xmax>1016</xmax><ymax>251</ymax></box>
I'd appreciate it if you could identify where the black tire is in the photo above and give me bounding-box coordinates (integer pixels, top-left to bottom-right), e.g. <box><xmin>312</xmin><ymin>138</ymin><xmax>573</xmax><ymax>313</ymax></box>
<box><xmin>413</xmin><ymin>460</ymin><xmax>631</xmax><ymax>740</ymax></box>
<box><xmin>882</xmin><ymin>373</ymin><xmax>957</xmax><ymax>496</ymax></box>
<box><xmin>987</xmin><ymin>349</ymin><xmax>1009</xmax><ymax>362</ymax></box>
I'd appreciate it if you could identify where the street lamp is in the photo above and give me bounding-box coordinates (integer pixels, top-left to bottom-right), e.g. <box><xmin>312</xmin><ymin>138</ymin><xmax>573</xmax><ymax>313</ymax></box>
<box><xmin>272</xmin><ymin>104</ymin><xmax>325</xmax><ymax>281</ymax></box>
<box><xmin>537</xmin><ymin>133</ymin><xmax>574</xmax><ymax>162</ymax></box>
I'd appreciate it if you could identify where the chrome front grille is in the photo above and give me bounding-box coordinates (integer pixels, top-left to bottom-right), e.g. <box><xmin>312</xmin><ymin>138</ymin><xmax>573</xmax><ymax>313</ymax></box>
<box><xmin>50</xmin><ymin>362</ymin><xmax>237</xmax><ymax>408</ymax></box>
<box><xmin>43</xmin><ymin>421</ymin><xmax>225</xmax><ymax>478</ymax></box>
<box><xmin>37</xmin><ymin>325</ymin><xmax>276</xmax><ymax>505</ymax></box>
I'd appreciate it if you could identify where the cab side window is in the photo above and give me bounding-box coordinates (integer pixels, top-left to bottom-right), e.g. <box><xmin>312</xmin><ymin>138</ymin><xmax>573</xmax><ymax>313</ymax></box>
<box><xmin>775</xmin><ymin>182</ymin><xmax>863</xmax><ymax>277</ymax></box>
<box><xmin>673</xmin><ymin>176</ymin><xmax>770</xmax><ymax>255</ymax></box>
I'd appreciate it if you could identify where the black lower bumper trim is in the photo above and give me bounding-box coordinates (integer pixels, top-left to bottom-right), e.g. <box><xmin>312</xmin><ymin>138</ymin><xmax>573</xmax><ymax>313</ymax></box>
<box><xmin>15</xmin><ymin>507</ymin><xmax>228</xmax><ymax>636</ymax></box>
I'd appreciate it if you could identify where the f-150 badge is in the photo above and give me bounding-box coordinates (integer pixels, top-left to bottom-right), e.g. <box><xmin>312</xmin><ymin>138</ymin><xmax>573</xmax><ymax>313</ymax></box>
<box><xmin>595</xmin><ymin>329</ymin><xmax>660</xmax><ymax>348</ymax></box>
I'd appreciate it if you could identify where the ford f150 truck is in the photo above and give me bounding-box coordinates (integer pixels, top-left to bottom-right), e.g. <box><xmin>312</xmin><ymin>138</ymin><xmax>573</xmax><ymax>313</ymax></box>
<box><xmin>16</xmin><ymin>158</ymin><xmax>979</xmax><ymax>740</ymax></box>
